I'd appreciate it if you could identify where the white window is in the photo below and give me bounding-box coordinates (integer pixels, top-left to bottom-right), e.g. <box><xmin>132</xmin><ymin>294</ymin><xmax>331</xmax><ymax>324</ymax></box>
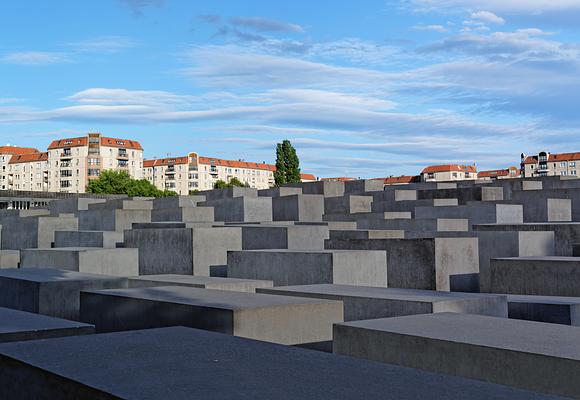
<box><xmin>560</xmin><ymin>162</ymin><xmax>567</xmax><ymax>168</ymax></box>
<box><xmin>561</xmin><ymin>171</ymin><xmax>567</xmax><ymax>176</ymax></box>
<box><xmin>571</xmin><ymin>162</ymin><xmax>576</xmax><ymax>167</ymax></box>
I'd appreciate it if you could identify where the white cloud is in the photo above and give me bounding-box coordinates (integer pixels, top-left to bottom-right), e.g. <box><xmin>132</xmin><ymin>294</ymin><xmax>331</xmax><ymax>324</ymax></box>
<box><xmin>68</xmin><ymin>88</ymin><xmax>196</xmax><ymax>107</ymax></box>
<box><xmin>0</xmin><ymin>51</ymin><xmax>71</xmax><ymax>65</ymax></box>
<box><xmin>229</xmin><ymin>17</ymin><xmax>304</xmax><ymax>33</ymax></box>
<box><xmin>413</xmin><ymin>24</ymin><xmax>449</xmax><ymax>33</ymax></box>
<box><xmin>470</xmin><ymin>10</ymin><xmax>505</xmax><ymax>24</ymax></box>
<box><xmin>409</xmin><ymin>0</ymin><xmax>580</xmax><ymax>14</ymax></box>
<box><xmin>68</xmin><ymin>36</ymin><xmax>136</xmax><ymax>54</ymax></box>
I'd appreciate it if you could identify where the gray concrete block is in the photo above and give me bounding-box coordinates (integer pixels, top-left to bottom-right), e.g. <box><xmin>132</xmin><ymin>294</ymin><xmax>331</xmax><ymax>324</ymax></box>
<box><xmin>202</xmin><ymin>186</ymin><xmax>258</xmax><ymax>201</ymax></box>
<box><xmin>326</xmin><ymin>237</ymin><xmax>479</xmax><ymax>291</ymax></box>
<box><xmin>344</xmin><ymin>179</ymin><xmax>384</xmax><ymax>194</ymax></box>
<box><xmin>230</xmin><ymin>224</ymin><xmax>329</xmax><ymax>250</ymax></box>
<box><xmin>20</xmin><ymin>247</ymin><xmax>139</xmax><ymax>276</ymax></box>
<box><xmin>273</xmin><ymin>194</ymin><xmax>324</xmax><ymax>222</ymax></box>
<box><xmin>258</xmin><ymin>187</ymin><xmax>302</xmax><ymax>197</ymax></box>
<box><xmin>0</xmin><ymin>326</ymin><xmax>554</xmax><ymax>400</ymax></box>
<box><xmin>49</xmin><ymin>198</ymin><xmax>106</xmax><ymax>216</ymax></box>
<box><xmin>287</xmin><ymin>181</ymin><xmax>345</xmax><ymax>197</ymax></box>
<box><xmin>0</xmin><ymin>306</ymin><xmax>94</xmax><ymax>343</ymax></box>
<box><xmin>151</xmin><ymin>206</ymin><xmax>214</xmax><ymax>222</ymax></box>
<box><xmin>490</xmin><ymin>257</ymin><xmax>580</xmax><ymax>296</ymax></box>
<box><xmin>0</xmin><ymin>250</ymin><xmax>19</xmax><ymax>269</ymax></box>
<box><xmin>228</xmin><ymin>249</ymin><xmax>387</xmax><ymax>287</ymax></box>
<box><xmin>330</xmin><ymin>230</ymin><xmax>406</xmax><ymax>240</ymax></box>
<box><xmin>477</xmin><ymin>231</ymin><xmax>555</xmax><ymax>292</ymax></box>
<box><xmin>124</xmin><ymin>226</ymin><xmax>242</xmax><ymax>275</ymax></box>
<box><xmin>415</xmin><ymin>203</ymin><xmax>523</xmax><ymax>226</ymax></box>
<box><xmin>324</xmin><ymin>195</ymin><xmax>373</xmax><ymax>214</ymax></box>
<box><xmin>506</xmin><ymin>294</ymin><xmax>580</xmax><ymax>326</ymax></box>
<box><xmin>152</xmin><ymin>195</ymin><xmax>206</xmax><ymax>209</ymax></box>
<box><xmin>333</xmin><ymin>312</ymin><xmax>580</xmax><ymax>399</ymax></box>
<box><xmin>80</xmin><ymin>286</ymin><xmax>343</xmax><ymax>345</ymax></box>
<box><xmin>203</xmin><ymin>197</ymin><xmax>272</xmax><ymax>222</ymax></box>
<box><xmin>54</xmin><ymin>230</ymin><xmax>124</xmax><ymax>249</ymax></box>
<box><xmin>357</xmin><ymin>218</ymin><xmax>468</xmax><ymax>232</ymax></box>
<box><xmin>88</xmin><ymin>199</ymin><xmax>153</xmax><ymax>210</ymax></box>
<box><xmin>0</xmin><ymin>268</ymin><xmax>128</xmax><ymax>320</ymax></box>
<box><xmin>1</xmin><ymin>215</ymin><xmax>78</xmax><ymax>249</ymax></box>
<box><xmin>79</xmin><ymin>208</ymin><xmax>151</xmax><ymax>232</ymax></box>
<box><xmin>258</xmin><ymin>284</ymin><xmax>507</xmax><ymax>321</ymax></box>
<box><xmin>128</xmin><ymin>274</ymin><xmax>273</xmax><ymax>292</ymax></box>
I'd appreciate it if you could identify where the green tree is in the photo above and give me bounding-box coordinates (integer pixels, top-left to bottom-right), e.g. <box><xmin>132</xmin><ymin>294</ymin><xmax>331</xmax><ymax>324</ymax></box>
<box><xmin>86</xmin><ymin>170</ymin><xmax>176</xmax><ymax>198</ymax></box>
<box><xmin>274</xmin><ymin>139</ymin><xmax>301</xmax><ymax>186</ymax></box>
<box><xmin>213</xmin><ymin>177</ymin><xmax>250</xmax><ymax>189</ymax></box>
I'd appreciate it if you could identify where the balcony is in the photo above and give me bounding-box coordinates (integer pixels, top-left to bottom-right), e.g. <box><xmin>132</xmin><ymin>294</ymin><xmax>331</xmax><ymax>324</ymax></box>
<box><xmin>60</xmin><ymin>162</ymin><xmax>72</xmax><ymax>168</ymax></box>
<box><xmin>165</xmin><ymin>167</ymin><xmax>176</xmax><ymax>174</ymax></box>
<box><xmin>209</xmin><ymin>167</ymin><xmax>218</xmax><ymax>176</ymax></box>
<box><xmin>117</xmin><ymin>150</ymin><xmax>129</xmax><ymax>159</ymax></box>
<box><xmin>60</xmin><ymin>150</ymin><xmax>72</xmax><ymax>158</ymax></box>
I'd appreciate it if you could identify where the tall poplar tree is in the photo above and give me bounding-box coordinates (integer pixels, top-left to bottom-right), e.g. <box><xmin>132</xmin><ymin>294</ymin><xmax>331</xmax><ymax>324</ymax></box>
<box><xmin>274</xmin><ymin>140</ymin><xmax>301</xmax><ymax>186</ymax></box>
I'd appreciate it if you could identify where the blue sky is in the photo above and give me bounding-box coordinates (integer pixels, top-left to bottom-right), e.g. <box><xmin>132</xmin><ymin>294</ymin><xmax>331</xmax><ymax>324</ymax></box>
<box><xmin>1</xmin><ymin>0</ymin><xmax>580</xmax><ymax>178</ymax></box>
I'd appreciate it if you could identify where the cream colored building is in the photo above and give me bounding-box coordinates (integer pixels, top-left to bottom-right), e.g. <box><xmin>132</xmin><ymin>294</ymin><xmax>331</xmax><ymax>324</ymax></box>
<box><xmin>144</xmin><ymin>152</ymin><xmax>276</xmax><ymax>194</ymax></box>
<box><xmin>522</xmin><ymin>151</ymin><xmax>580</xmax><ymax>178</ymax></box>
<box><xmin>0</xmin><ymin>146</ymin><xmax>41</xmax><ymax>190</ymax></box>
<box><xmin>47</xmin><ymin>133</ymin><xmax>143</xmax><ymax>193</ymax></box>
<box><xmin>421</xmin><ymin>164</ymin><xmax>478</xmax><ymax>182</ymax></box>
<box><xmin>7</xmin><ymin>152</ymin><xmax>49</xmax><ymax>192</ymax></box>
<box><xmin>478</xmin><ymin>167</ymin><xmax>521</xmax><ymax>180</ymax></box>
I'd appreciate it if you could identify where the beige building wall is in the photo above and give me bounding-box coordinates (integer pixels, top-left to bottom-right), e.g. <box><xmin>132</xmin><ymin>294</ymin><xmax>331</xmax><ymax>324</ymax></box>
<box><xmin>7</xmin><ymin>153</ymin><xmax>49</xmax><ymax>192</ymax></box>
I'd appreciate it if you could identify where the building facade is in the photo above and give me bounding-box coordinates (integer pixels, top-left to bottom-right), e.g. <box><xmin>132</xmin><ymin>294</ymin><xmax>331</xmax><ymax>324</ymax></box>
<box><xmin>7</xmin><ymin>152</ymin><xmax>49</xmax><ymax>192</ymax></box>
<box><xmin>478</xmin><ymin>167</ymin><xmax>521</xmax><ymax>180</ymax></box>
<box><xmin>421</xmin><ymin>164</ymin><xmax>477</xmax><ymax>182</ymax></box>
<box><xmin>144</xmin><ymin>153</ymin><xmax>276</xmax><ymax>194</ymax></box>
<box><xmin>47</xmin><ymin>133</ymin><xmax>143</xmax><ymax>193</ymax></box>
<box><xmin>0</xmin><ymin>146</ymin><xmax>41</xmax><ymax>190</ymax></box>
<box><xmin>522</xmin><ymin>152</ymin><xmax>580</xmax><ymax>178</ymax></box>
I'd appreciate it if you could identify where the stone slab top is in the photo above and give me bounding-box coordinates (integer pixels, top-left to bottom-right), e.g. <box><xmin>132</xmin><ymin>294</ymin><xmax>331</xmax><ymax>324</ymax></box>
<box><xmin>228</xmin><ymin>249</ymin><xmax>383</xmax><ymax>254</ymax></box>
<box><xmin>492</xmin><ymin>256</ymin><xmax>580</xmax><ymax>262</ymax></box>
<box><xmin>259</xmin><ymin>285</ymin><xmax>506</xmax><ymax>303</ymax></box>
<box><xmin>0</xmin><ymin>326</ymin><xmax>562</xmax><ymax>399</ymax></box>
<box><xmin>0</xmin><ymin>268</ymin><xmax>127</xmax><ymax>283</ymax></box>
<box><xmin>128</xmin><ymin>274</ymin><xmax>272</xmax><ymax>286</ymax></box>
<box><xmin>82</xmin><ymin>286</ymin><xmax>341</xmax><ymax>310</ymax></box>
<box><xmin>21</xmin><ymin>247</ymin><xmax>124</xmax><ymax>252</ymax></box>
<box><xmin>506</xmin><ymin>294</ymin><xmax>580</xmax><ymax>305</ymax></box>
<box><xmin>0</xmin><ymin>306</ymin><xmax>93</xmax><ymax>335</ymax></box>
<box><xmin>339</xmin><ymin>312</ymin><xmax>580</xmax><ymax>360</ymax></box>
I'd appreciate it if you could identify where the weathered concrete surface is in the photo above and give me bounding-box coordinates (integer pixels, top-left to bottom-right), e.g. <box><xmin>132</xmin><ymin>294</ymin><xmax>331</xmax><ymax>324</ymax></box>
<box><xmin>0</xmin><ymin>306</ymin><xmax>94</xmax><ymax>343</ymax></box>
<box><xmin>344</xmin><ymin>179</ymin><xmax>384</xmax><ymax>194</ymax></box>
<box><xmin>258</xmin><ymin>284</ymin><xmax>507</xmax><ymax>321</ymax></box>
<box><xmin>325</xmin><ymin>237</ymin><xmax>479</xmax><ymax>291</ymax></box>
<box><xmin>49</xmin><ymin>198</ymin><xmax>106</xmax><ymax>216</ymax></box>
<box><xmin>0</xmin><ymin>327</ymin><xmax>558</xmax><ymax>400</ymax></box>
<box><xmin>128</xmin><ymin>274</ymin><xmax>273</xmax><ymax>292</ymax></box>
<box><xmin>79</xmin><ymin>208</ymin><xmax>151</xmax><ymax>232</ymax></box>
<box><xmin>54</xmin><ymin>230</ymin><xmax>124</xmax><ymax>249</ymax></box>
<box><xmin>357</xmin><ymin>218</ymin><xmax>469</xmax><ymax>232</ymax></box>
<box><xmin>334</xmin><ymin>312</ymin><xmax>580</xmax><ymax>399</ymax></box>
<box><xmin>124</xmin><ymin>226</ymin><xmax>242</xmax><ymax>275</ymax></box>
<box><xmin>287</xmin><ymin>181</ymin><xmax>345</xmax><ymax>197</ymax></box>
<box><xmin>202</xmin><ymin>186</ymin><xmax>257</xmax><ymax>201</ymax></box>
<box><xmin>414</xmin><ymin>203</ymin><xmax>523</xmax><ymax>227</ymax></box>
<box><xmin>1</xmin><ymin>215</ymin><xmax>78</xmax><ymax>249</ymax></box>
<box><xmin>152</xmin><ymin>195</ymin><xmax>206</xmax><ymax>209</ymax></box>
<box><xmin>476</xmin><ymin>231</ymin><xmax>555</xmax><ymax>292</ymax></box>
<box><xmin>258</xmin><ymin>186</ymin><xmax>303</xmax><ymax>197</ymax></box>
<box><xmin>228</xmin><ymin>249</ymin><xmax>388</xmax><ymax>287</ymax></box>
<box><xmin>20</xmin><ymin>247</ymin><xmax>139</xmax><ymax>276</ymax></box>
<box><xmin>0</xmin><ymin>250</ymin><xmax>19</xmax><ymax>269</ymax></box>
<box><xmin>0</xmin><ymin>268</ymin><xmax>128</xmax><ymax>320</ymax></box>
<box><xmin>151</xmin><ymin>206</ymin><xmax>214</xmax><ymax>222</ymax></box>
<box><xmin>324</xmin><ymin>195</ymin><xmax>373</xmax><ymax>214</ymax></box>
<box><xmin>229</xmin><ymin>224</ymin><xmax>329</xmax><ymax>250</ymax></box>
<box><xmin>330</xmin><ymin>229</ymin><xmax>406</xmax><ymax>240</ymax></box>
<box><xmin>80</xmin><ymin>286</ymin><xmax>343</xmax><ymax>345</ymax></box>
<box><xmin>88</xmin><ymin>199</ymin><xmax>153</xmax><ymax>210</ymax></box>
<box><xmin>506</xmin><ymin>294</ymin><xmax>580</xmax><ymax>326</ymax></box>
<box><xmin>203</xmin><ymin>197</ymin><xmax>272</xmax><ymax>222</ymax></box>
<box><xmin>490</xmin><ymin>257</ymin><xmax>580</xmax><ymax>296</ymax></box>
<box><xmin>417</xmin><ymin>186</ymin><xmax>504</xmax><ymax>204</ymax></box>
<box><xmin>474</xmin><ymin>222</ymin><xmax>580</xmax><ymax>256</ymax></box>
<box><xmin>272</xmin><ymin>194</ymin><xmax>324</xmax><ymax>222</ymax></box>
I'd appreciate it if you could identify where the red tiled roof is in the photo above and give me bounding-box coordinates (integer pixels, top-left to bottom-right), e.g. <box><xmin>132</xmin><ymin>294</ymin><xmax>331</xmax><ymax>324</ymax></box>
<box><xmin>549</xmin><ymin>152</ymin><xmax>580</xmax><ymax>162</ymax></box>
<box><xmin>143</xmin><ymin>156</ymin><xmax>189</xmax><ymax>168</ymax></box>
<box><xmin>0</xmin><ymin>146</ymin><xmax>39</xmax><ymax>155</ymax></box>
<box><xmin>320</xmin><ymin>177</ymin><xmax>356</xmax><ymax>181</ymax></box>
<box><xmin>48</xmin><ymin>135</ymin><xmax>142</xmax><ymax>150</ymax></box>
<box><xmin>421</xmin><ymin>164</ymin><xmax>477</xmax><ymax>174</ymax></box>
<box><xmin>8</xmin><ymin>152</ymin><xmax>48</xmax><ymax>164</ymax></box>
<box><xmin>523</xmin><ymin>156</ymin><xmax>538</xmax><ymax>164</ymax></box>
<box><xmin>198</xmin><ymin>156</ymin><xmax>276</xmax><ymax>171</ymax></box>
<box><xmin>382</xmin><ymin>175</ymin><xmax>420</xmax><ymax>184</ymax></box>
<box><xmin>300</xmin><ymin>173</ymin><xmax>316</xmax><ymax>181</ymax></box>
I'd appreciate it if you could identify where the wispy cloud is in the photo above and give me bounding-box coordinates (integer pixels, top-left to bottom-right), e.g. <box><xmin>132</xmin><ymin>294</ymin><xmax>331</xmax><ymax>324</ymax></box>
<box><xmin>229</xmin><ymin>16</ymin><xmax>304</xmax><ymax>33</ymax></box>
<box><xmin>413</xmin><ymin>24</ymin><xmax>449</xmax><ymax>33</ymax></box>
<box><xmin>470</xmin><ymin>10</ymin><xmax>505</xmax><ymax>24</ymax></box>
<box><xmin>68</xmin><ymin>36</ymin><xmax>136</xmax><ymax>54</ymax></box>
<box><xmin>0</xmin><ymin>51</ymin><xmax>71</xmax><ymax>65</ymax></box>
<box><xmin>118</xmin><ymin>0</ymin><xmax>164</xmax><ymax>16</ymax></box>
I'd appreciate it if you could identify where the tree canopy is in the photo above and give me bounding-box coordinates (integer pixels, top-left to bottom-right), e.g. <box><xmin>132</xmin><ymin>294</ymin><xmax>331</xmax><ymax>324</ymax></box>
<box><xmin>213</xmin><ymin>176</ymin><xmax>250</xmax><ymax>189</ymax></box>
<box><xmin>274</xmin><ymin>139</ymin><xmax>301</xmax><ymax>186</ymax></box>
<box><xmin>86</xmin><ymin>170</ymin><xmax>176</xmax><ymax>198</ymax></box>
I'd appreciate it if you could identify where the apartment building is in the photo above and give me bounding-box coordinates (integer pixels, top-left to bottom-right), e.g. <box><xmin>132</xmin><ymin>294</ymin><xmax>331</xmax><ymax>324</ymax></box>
<box><xmin>522</xmin><ymin>151</ymin><xmax>580</xmax><ymax>178</ymax></box>
<box><xmin>300</xmin><ymin>173</ymin><xmax>317</xmax><ymax>182</ymax></box>
<box><xmin>47</xmin><ymin>133</ymin><xmax>143</xmax><ymax>193</ymax></box>
<box><xmin>478</xmin><ymin>167</ymin><xmax>521</xmax><ymax>180</ymax></box>
<box><xmin>421</xmin><ymin>164</ymin><xmax>477</xmax><ymax>182</ymax></box>
<box><xmin>144</xmin><ymin>152</ymin><xmax>276</xmax><ymax>194</ymax></box>
<box><xmin>0</xmin><ymin>146</ymin><xmax>41</xmax><ymax>190</ymax></box>
<box><xmin>382</xmin><ymin>175</ymin><xmax>421</xmax><ymax>186</ymax></box>
<box><xmin>7</xmin><ymin>152</ymin><xmax>49</xmax><ymax>192</ymax></box>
